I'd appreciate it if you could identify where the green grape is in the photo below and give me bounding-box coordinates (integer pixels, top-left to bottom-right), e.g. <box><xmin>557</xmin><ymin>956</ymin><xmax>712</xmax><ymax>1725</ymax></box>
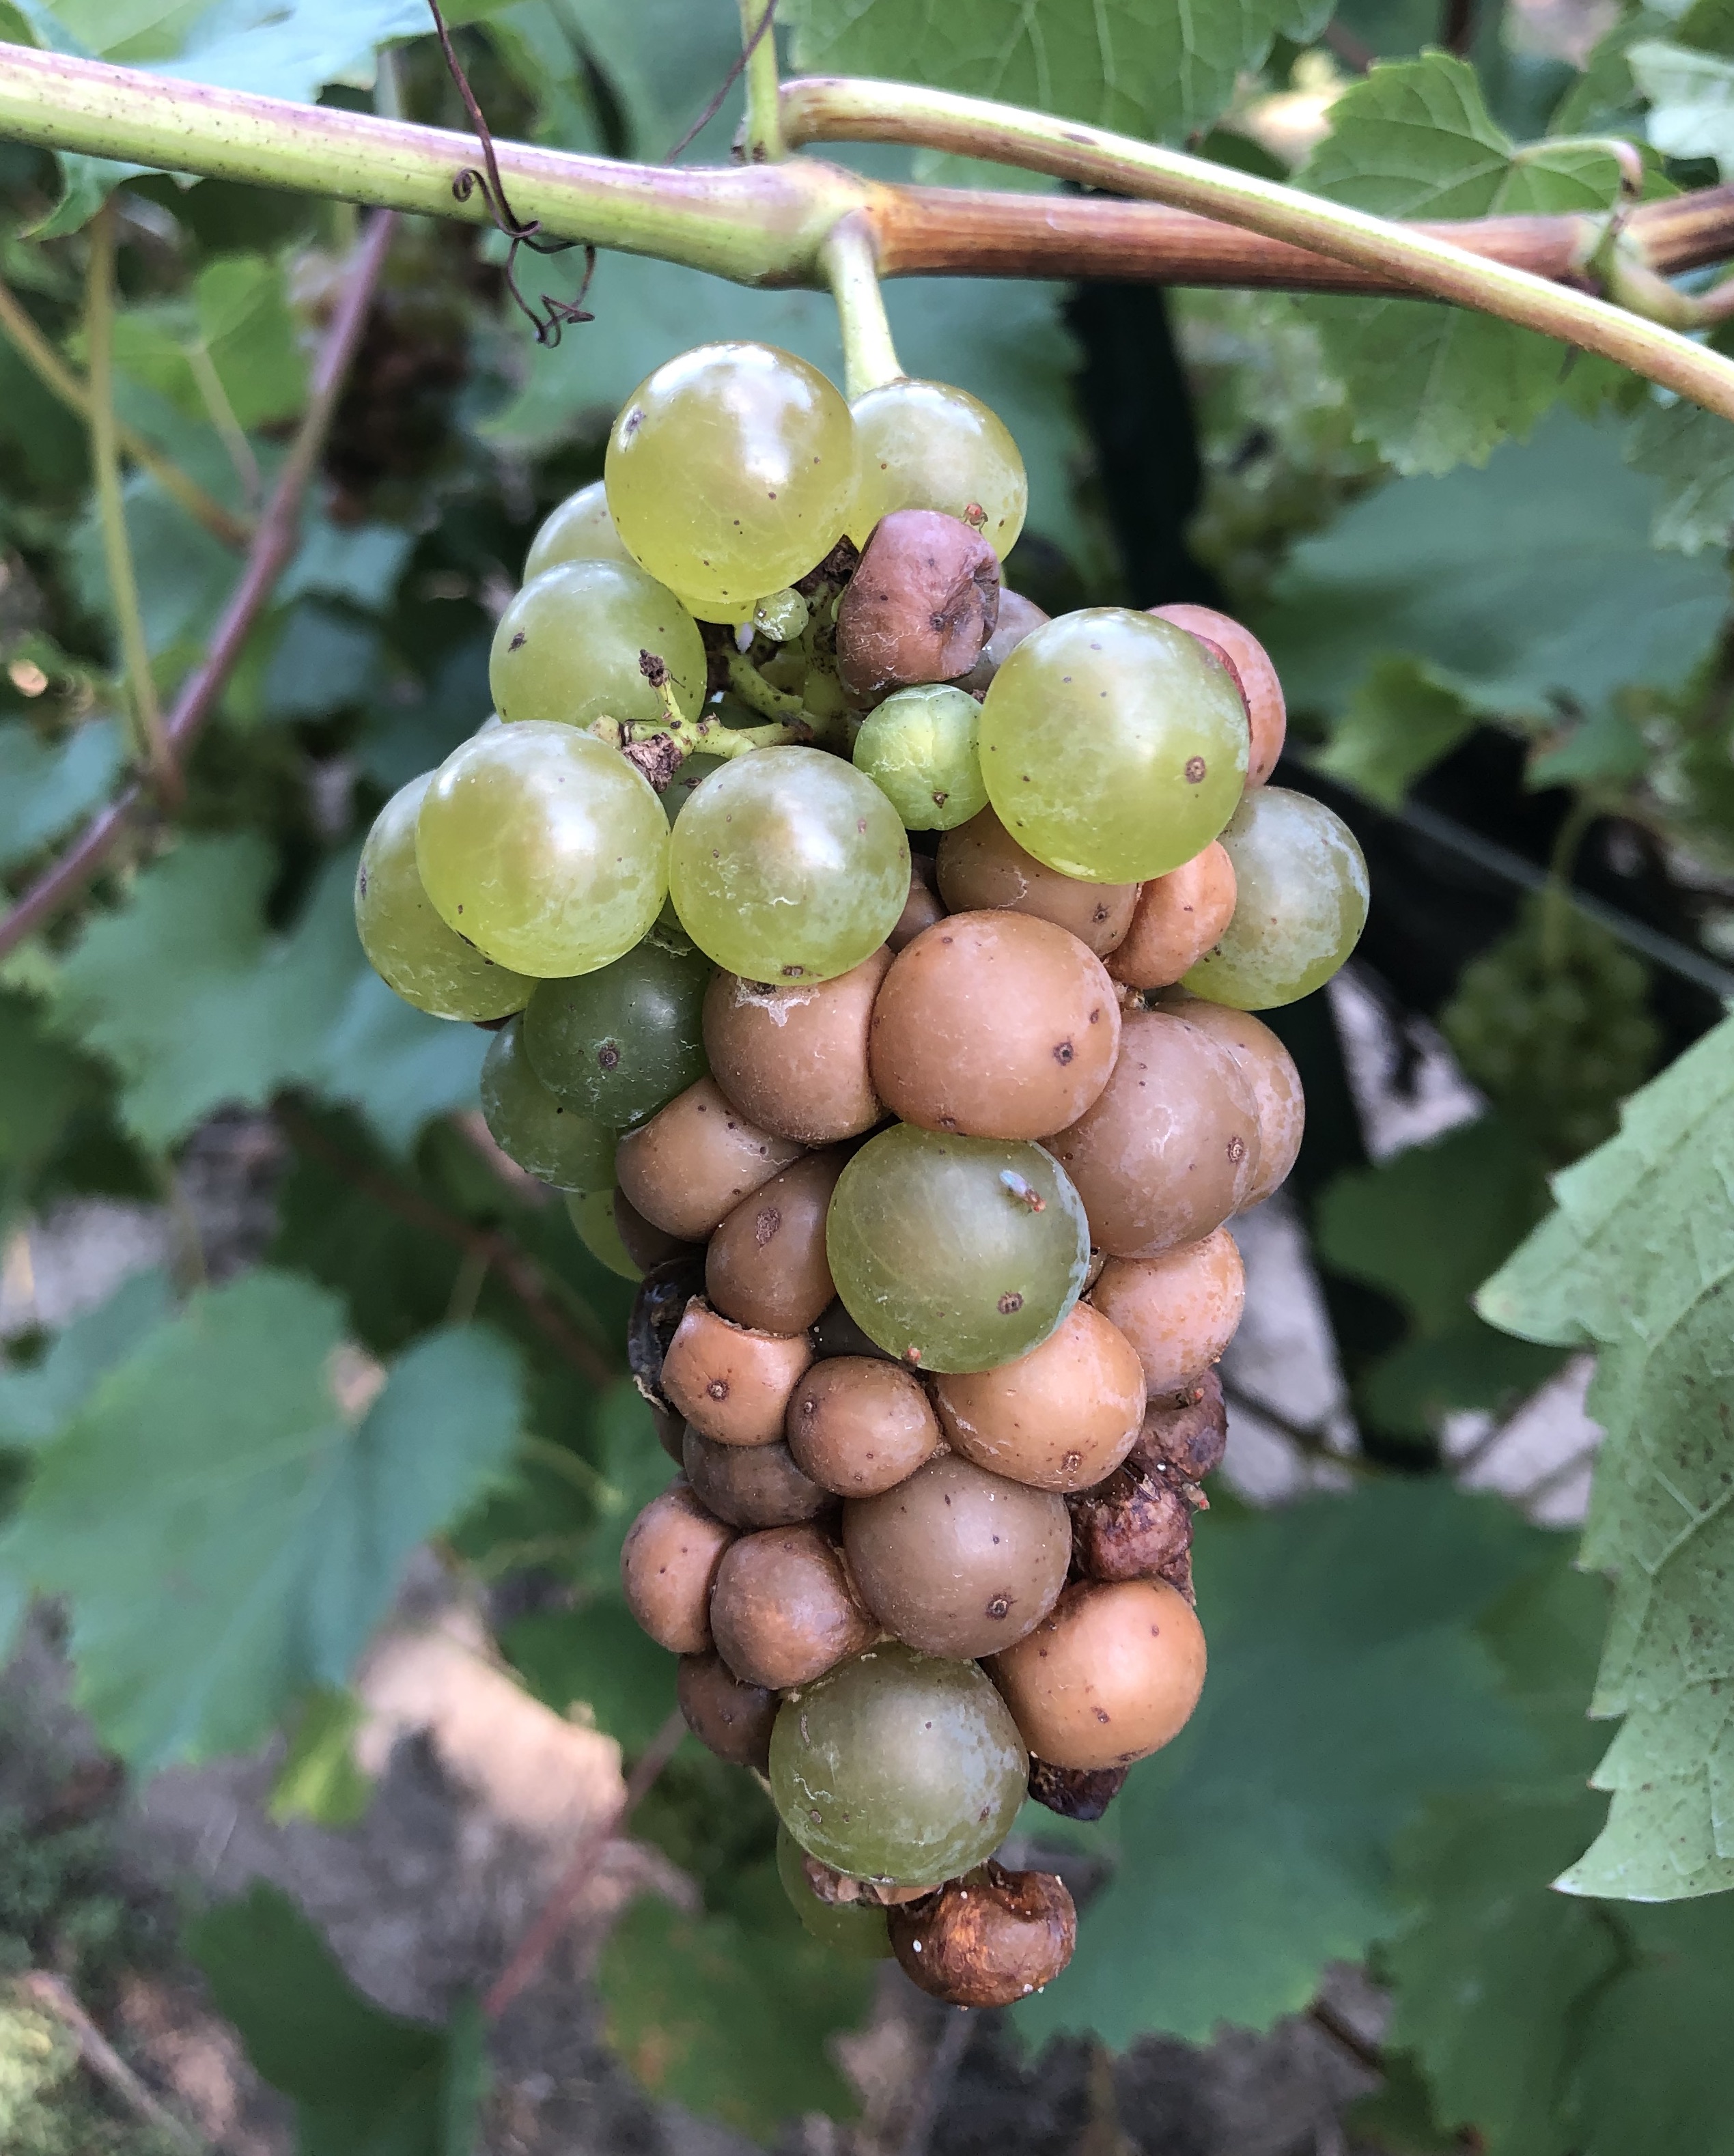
<box><xmin>480</xmin><ymin>1018</ymin><xmax>616</xmax><ymax>1190</ymax></box>
<box><xmin>522</xmin><ymin>927</ymin><xmax>711</xmax><ymax>1127</ymax></box>
<box><xmin>849</xmin><ymin>378</ymin><xmax>1027</xmax><ymax>557</ymax></box>
<box><xmin>852</xmin><ymin>684</ymin><xmax>988</xmax><ymax>832</ymax></box>
<box><xmin>770</xmin><ymin>1641</ymin><xmax>1027</xmax><ymax>1888</ymax></box>
<box><xmin>489</xmin><ymin>559</ymin><xmax>705</xmax><ymax>730</ymax></box>
<box><xmin>979</xmin><ymin>609</ymin><xmax>1248</xmax><ymax>882</ymax></box>
<box><xmin>1182</xmin><ymin>785</ymin><xmax>1369</xmax><ymax>1010</ymax></box>
<box><xmin>605</xmin><ymin>342</ymin><xmax>856</xmax><ymax>619</ymax></box>
<box><xmin>774</xmin><ymin>1826</ymin><xmax>893</xmax><ymax>1959</ymax></box>
<box><xmin>826</xmin><ymin>1126</ymin><xmax>1089</xmax><ymax>1373</ymax></box>
<box><xmin>1440</xmin><ymin>891</ymin><xmax>1659</xmax><ymax>1165</ymax></box>
<box><xmin>416</xmin><ymin>722</ymin><xmax>669</xmax><ymax>977</ymax></box>
<box><xmin>669</xmin><ymin>746</ymin><xmax>910</xmax><ymax>984</ymax></box>
<box><xmin>565</xmin><ymin>1188</ymin><xmax>641</xmax><ymax>1280</ymax></box>
<box><xmin>354</xmin><ymin>774</ymin><xmax>534</xmax><ymax>1020</ymax></box>
<box><xmin>523</xmin><ymin>479</ymin><xmax>633</xmax><ymax>580</ymax></box>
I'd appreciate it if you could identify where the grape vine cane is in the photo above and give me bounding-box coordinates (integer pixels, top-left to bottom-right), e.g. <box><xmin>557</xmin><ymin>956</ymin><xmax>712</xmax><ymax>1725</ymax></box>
<box><xmin>3</xmin><ymin>0</ymin><xmax>1734</xmax><ymax>2109</ymax></box>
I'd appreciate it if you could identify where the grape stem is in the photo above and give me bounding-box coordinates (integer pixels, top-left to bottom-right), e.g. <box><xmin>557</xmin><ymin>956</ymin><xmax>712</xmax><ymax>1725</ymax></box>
<box><xmin>823</xmin><ymin>211</ymin><xmax>903</xmax><ymax>398</ymax></box>
<box><xmin>738</xmin><ymin>0</ymin><xmax>785</xmax><ymax>165</ymax></box>
<box><xmin>596</xmin><ymin>660</ymin><xmax>827</xmax><ymax>784</ymax></box>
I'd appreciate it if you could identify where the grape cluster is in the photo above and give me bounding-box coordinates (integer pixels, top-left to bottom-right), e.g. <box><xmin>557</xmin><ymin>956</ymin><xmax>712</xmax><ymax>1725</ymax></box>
<box><xmin>1440</xmin><ymin>891</ymin><xmax>1659</xmax><ymax>1164</ymax></box>
<box><xmin>354</xmin><ymin>339</ymin><xmax>1370</xmax><ymax>2006</ymax></box>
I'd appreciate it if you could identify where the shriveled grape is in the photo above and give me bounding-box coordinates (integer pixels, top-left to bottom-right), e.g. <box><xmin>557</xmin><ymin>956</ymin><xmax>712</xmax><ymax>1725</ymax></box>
<box><xmin>826</xmin><ymin>1127</ymin><xmax>1091</xmax><ymax>1372</ymax></box>
<box><xmin>710</xmin><ymin>1523</ymin><xmax>876</xmax><ymax>1689</ymax></box>
<box><xmin>417</xmin><ymin>723</ymin><xmax>668</xmax><ymax>978</ymax></box>
<box><xmin>1089</xmin><ymin>1229</ymin><xmax>1246</xmax><ymax>1396</ymax></box>
<box><xmin>769</xmin><ymin>1641</ymin><xmax>1028</xmax><ymax>1887</ymax></box>
<box><xmin>1184</xmin><ymin>787</ymin><xmax>1369</xmax><ymax>1011</ymax></box>
<box><xmin>1069</xmin><ymin>1461</ymin><xmax>1200</xmax><ymax>1586</ymax></box>
<box><xmin>932</xmin><ymin>1302</ymin><xmax>1145</xmax><ymax>1492</ymax></box>
<box><xmin>682</xmin><ymin>1426</ymin><xmax>833</xmax><ymax>1529</ymax></box>
<box><xmin>868</xmin><ymin>912</ymin><xmax>1120</xmax><ymax>1140</ymax></box>
<box><xmin>701</xmin><ymin>950</ymin><xmax>891</xmax><ymax>1145</ymax></box>
<box><xmin>1150</xmin><ymin>603</ymin><xmax>1286</xmax><ymax>785</ymax></box>
<box><xmin>356</xmin><ymin>775</ymin><xmax>533</xmax><ymax>1021</ymax></box>
<box><xmin>523</xmin><ymin>929</ymin><xmax>710</xmax><ymax>1129</ymax></box>
<box><xmin>850</xmin><ymin>377</ymin><xmax>1028</xmax><ymax>556</ymax></box>
<box><xmin>836</xmin><ymin>509</ymin><xmax>1001</xmax><ymax>699</ymax></box>
<box><xmin>936</xmin><ymin>808</ymin><xmax>1136</xmax><ymax>957</ymax></box>
<box><xmin>615</xmin><ymin>1078</ymin><xmax>803</xmax><ymax>1241</ymax></box>
<box><xmin>1107</xmin><ymin>843</ymin><xmax>1237</xmax><ymax>992</ymax></box>
<box><xmin>1152</xmin><ymin>994</ymin><xmax>1304</xmax><ymax>1207</ymax></box>
<box><xmin>705</xmin><ymin>1151</ymin><xmax>843</xmax><ymax>1334</ymax></box>
<box><xmin>679</xmin><ymin>1651</ymin><xmax>779</xmax><ymax>1771</ymax></box>
<box><xmin>1047</xmin><ymin>1010</ymin><xmax>1261</xmax><ymax>1257</ymax></box>
<box><xmin>1130</xmin><ymin>1367</ymin><xmax>1228</xmax><ymax>1481</ymax></box>
<box><xmin>479</xmin><ymin>1018</ymin><xmax>615</xmax><ymax>1192</ymax></box>
<box><xmin>490</xmin><ymin>559</ymin><xmax>705</xmax><ymax>731</ymax></box>
<box><xmin>957</xmin><ymin>590</ymin><xmax>1049</xmax><ymax>697</ymax></box>
<box><xmin>659</xmin><ymin>1299</ymin><xmax>815</xmax><ymax>1446</ymax></box>
<box><xmin>619</xmin><ymin>1482</ymin><xmax>733</xmax><ymax>1655</ymax></box>
<box><xmin>670</xmin><ymin>748</ymin><xmax>910</xmax><ymax>985</ymax></box>
<box><xmin>785</xmin><ymin>1357</ymin><xmax>943</xmax><ymax>1497</ymax></box>
<box><xmin>979</xmin><ymin>611</ymin><xmax>1248</xmax><ymax>882</ymax></box>
<box><xmin>990</xmin><ymin>1578</ymin><xmax>1206</xmax><ymax>1770</ymax></box>
<box><xmin>889</xmin><ymin>1862</ymin><xmax>1075</xmax><ymax>2006</ymax></box>
<box><xmin>843</xmin><ymin>1453</ymin><xmax>1069</xmax><ymax>1658</ymax></box>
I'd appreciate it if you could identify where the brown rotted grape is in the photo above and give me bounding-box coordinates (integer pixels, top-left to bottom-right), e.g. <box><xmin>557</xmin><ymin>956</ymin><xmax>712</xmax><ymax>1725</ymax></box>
<box><xmin>616</xmin><ymin>1078</ymin><xmax>804</xmax><ymax>1241</ymax></box>
<box><xmin>1130</xmin><ymin>1367</ymin><xmax>1228</xmax><ymax>1482</ymax></box>
<box><xmin>1089</xmin><ymin>1228</ymin><xmax>1246</xmax><ymax>1397</ymax></box>
<box><xmin>682</xmin><ymin>1425</ymin><xmax>834</xmax><ymax>1529</ymax></box>
<box><xmin>936</xmin><ymin>808</ymin><xmax>1136</xmax><ymax>957</ymax></box>
<box><xmin>1027</xmin><ymin>1757</ymin><xmax>1128</xmax><ymax>1822</ymax></box>
<box><xmin>1069</xmin><ymin>1461</ymin><xmax>1203</xmax><ymax>1588</ymax></box>
<box><xmin>709</xmin><ymin>1522</ymin><xmax>878</xmax><ymax>1689</ymax></box>
<box><xmin>702</xmin><ymin>951</ymin><xmax>890</xmax><ymax>1146</ymax></box>
<box><xmin>628</xmin><ymin>1255</ymin><xmax>706</xmax><ymax>1410</ymax></box>
<box><xmin>705</xmin><ymin>1151</ymin><xmax>844</xmax><ymax>1336</ymax></box>
<box><xmin>659</xmin><ymin>1298</ymin><xmax>815</xmax><ymax>1446</ymax></box>
<box><xmin>1153</xmin><ymin>992</ymin><xmax>1304</xmax><ymax>1208</ymax></box>
<box><xmin>1107</xmin><ymin>843</ymin><xmax>1237</xmax><ymax>992</ymax></box>
<box><xmin>991</xmin><ymin>1578</ymin><xmax>1206</xmax><ymax>1770</ymax></box>
<box><xmin>619</xmin><ymin>1481</ymin><xmax>734</xmax><ymax>1655</ymax></box>
<box><xmin>868</xmin><ymin>912</ymin><xmax>1120</xmax><ymax>1141</ymax></box>
<box><xmin>843</xmin><ymin>1453</ymin><xmax>1069</xmax><ymax>1658</ymax></box>
<box><xmin>837</xmin><ymin>508</ymin><xmax>1001</xmax><ymax>698</ymax></box>
<box><xmin>1048</xmin><ymin>1011</ymin><xmax>1261</xmax><ymax>1257</ymax></box>
<box><xmin>677</xmin><ymin>1651</ymin><xmax>778</xmax><ymax>1771</ymax></box>
<box><xmin>785</xmin><ymin>1356</ymin><xmax>943</xmax><ymax>1497</ymax></box>
<box><xmin>931</xmin><ymin>1302</ymin><xmax>1145</xmax><ymax>1493</ymax></box>
<box><xmin>889</xmin><ymin>1862</ymin><xmax>1076</xmax><ymax>2006</ymax></box>
<box><xmin>1149</xmin><ymin>604</ymin><xmax>1286</xmax><ymax>785</ymax></box>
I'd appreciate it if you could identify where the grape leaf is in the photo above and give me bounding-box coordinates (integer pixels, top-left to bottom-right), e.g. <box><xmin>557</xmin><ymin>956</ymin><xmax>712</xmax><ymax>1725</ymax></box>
<box><xmin>1018</xmin><ymin>1480</ymin><xmax>1543</xmax><ymax>2047</ymax></box>
<box><xmin>0</xmin><ymin>990</ymin><xmax>115</xmax><ymax>1225</ymax></box>
<box><xmin>0</xmin><ymin>1265</ymin><xmax>172</xmax><ymax>1450</ymax></box>
<box><xmin>502</xmin><ymin>1600</ymin><xmax>677</xmax><ymax>1751</ymax></box>
<box><xmin>781</xmin><ymin>0</ymin><xmax>1329</xmax><ymax>147</ymax></box>
<box><xmin>1478</xmin><ymin>1013</ymin><xmax>1734</xmax><ymax>1898</ymax></box>
<box><xmin>109</xmin><ymin>251</ymin><xmax>307</xmax><ymax>431</ymax></box>
<box><xmin>0</xmin><ymin>718</ymin><xmax>124</xmax><ymax>876</ymax></box>
<box><xmin>1630</xmin><ymin>38</ymin><xmax>1734</xmax><ymax>166</ymax></box>
<box><xmin>0</xmin><ymin>1270</ymin><xmax>523</xmax><ymax>1769</ymax></box>
<box><xmin>1625</xmin><ymin>387</ymin><xmax>1734</xmax><ymax>555</ymax></box>
<box><xmin>189</xmin><ymin>1881</ymin><xmax>486</xmax><ymax>2155</ymax></box>
<box><xmin>1313</xmin><ymin>656</ymin><xmax>1481</xmax><ymax>809</ymax></box>
<box><xmin>598</xmin><ymin>1863</ymin><xmax>873</xmax><ymax>2143</ymax></box>
<box><xmin>1260</xmin><ymin>410</ymin><xmax>1729</xmax><ymax>729</ymax></box>
<box><xmin>1296</xmin><ymin>55</ymin><xmax>1625</xmax><ymax>474</ymax></box>
<box><xmin>268</xmin><ymin>1685</ymin><xmax>375</xmax><ymax>1828</ymax></box>
<box><xmin>555</xmin><ymin>0</ymin><xmax>746</xmax><ymax>158</ymax></box>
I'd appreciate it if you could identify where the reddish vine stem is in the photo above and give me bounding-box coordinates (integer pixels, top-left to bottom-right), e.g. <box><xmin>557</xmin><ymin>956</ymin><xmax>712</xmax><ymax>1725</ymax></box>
<box><xmin>277</xmin><ymin>1106</ymin><xmax>619</xmax><ymax>1388</ymax></box>
<box><xmin>0</xmin><ymin>209</ymin><xmax>397</xmax><ymax>964</ymax></box>
<box><xmin>483</xmin><ymin>1704</ymin><xmax>690</xmax><ymax>2021</ymax></box>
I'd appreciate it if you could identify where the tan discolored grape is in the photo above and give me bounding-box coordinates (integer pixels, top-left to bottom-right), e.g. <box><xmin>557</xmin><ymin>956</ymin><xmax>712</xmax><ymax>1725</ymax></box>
<box><xmin>677</xmin><ymin>1651</ymin><xmax>779</xmax><ymax>1771</ymax></box>
<box><xmin>1149</xmin><ymin>604</ymin><xmax>1286</xmax><ymax>785</ymax></box>
<box><xmin>660</xmin><ymin>1298</ymin><xmax>815</xmax><ymax>1446</ymax></box>
<box><xmin>1047</xmin><ymin>1011</ymin><xmax>1261</xmax><ymax>1257</ymax></box>
<box><xmin>1107</xmin><ymin>843</ymin><xmax>1237</xmax><ymax>992</ymax></box>
<box><xmin>843</xmin><ymin>1453</ymin><xmax>1069</xmax><ymax>1659</ymax></box>
<box><xmin>710</xmin><ymin>1524</ymin><xmax>878</xmax><ymax>1689</ymax></box>
<box><xmin>836</xmin><ymin>509</ymin><xmax>1001</xmax><ymax>698</ymax></box>
<box><xmin>682</xmin><ymin>1425</ymin><xmax>833</xmax><ymax>1529</ymax></box>
<box><xmin>931</xmin><ymin>1302</ymin><xmax>1145</xmax><ymax>1492</ymax></box>
<box><xmin>990</xmin><ymin>1578</ymin><xmax>1206</xmax><ymax>1770</ymax></box>
<box><xmin>936</xmin><ymin>809</ymin><xmax>1136</xmax><ymax>957</ymax></box>
<box><xmin>785</xmin><ymin>1357</ymin><xmax>944</xmax><ymax>1496</ymax></box>
<box><xmin>1089</xmin><ymin>1229</ymin><xmax>1246</xmax><ymax>1397</ymax></box>
<box><xmin>706</xmin><ymin>1151</ymin><xmax>844</xmax><ymax>1336</ymax></box>
<box><xmin>619</xmin><ymin>1481</ymin><xmax>733</xmax><ymax>1655</ymax></box>
<box><xmin>957</xmin><ymin>591</ymin><xmax>1050</xmax><ymax>696</ymax></box>
<box><xmin>615</xmin><ymin>1078</ymin><xmax>804</xmax><ymax>1241</ymax></box>
<box><xmin>702</xmin><ymin>951</ymin><xmax>891</xmax><ymax>1147</ymax></box>
<box><xmin>890</xmin><ymin>856</ymin><xmax>947</xmax><ymax>952</ymax></box>
<box><xmin>869</xmin><ymin>913</ymin><xmax>1120</xmax><ymax>1141</ymax></box>
<box><xmin>1153</xmin><ymin>993</ymin><xmax>1304</xmax><ymax>1207</ymax></box>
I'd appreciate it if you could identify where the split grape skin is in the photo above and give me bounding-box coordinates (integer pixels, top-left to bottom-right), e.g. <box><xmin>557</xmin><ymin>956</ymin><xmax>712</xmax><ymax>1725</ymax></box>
<box><xmin>346</xmin><ymin>341</ymin><xmax>1362</xmax><ymax>2004</ymax></box>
